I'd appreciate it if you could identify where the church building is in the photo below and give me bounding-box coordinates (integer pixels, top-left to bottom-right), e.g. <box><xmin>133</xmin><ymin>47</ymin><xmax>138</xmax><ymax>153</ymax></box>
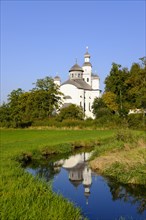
<box><xmin>54</xmin><ymin>48</ymin><xmax>101</xmax><ymax>118</ymax></box>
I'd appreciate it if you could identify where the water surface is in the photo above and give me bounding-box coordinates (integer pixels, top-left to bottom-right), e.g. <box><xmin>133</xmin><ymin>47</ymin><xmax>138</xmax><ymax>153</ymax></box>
<box><xmin>26</xmin><ymin>151</ymin><xmax>146</xmax><ymax>220</ymax></box>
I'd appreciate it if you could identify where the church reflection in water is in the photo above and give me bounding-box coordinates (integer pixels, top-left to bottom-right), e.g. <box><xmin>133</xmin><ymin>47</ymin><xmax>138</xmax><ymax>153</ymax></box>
<box><xmin>26</xmin><ymin>151</ymin><xmax>146</xmax><ymax>218</ymax></box>
<box><xmin>54</xmin><ymin>152</ymin><xmax>92</xmax><ymax>205</ymax></box>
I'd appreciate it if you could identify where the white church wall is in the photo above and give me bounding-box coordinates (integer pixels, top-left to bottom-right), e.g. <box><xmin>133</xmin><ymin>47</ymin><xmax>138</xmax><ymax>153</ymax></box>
<box><xmin>82</xmin><ymin>66</ymin><xmax>92</xmax><ymax>85</ymax></box>
<box><xmin>54</xmin><ymin>80</ymin><xmax>60</xmax><ymax>86</ymax></box>
<box><xmin>84</xmin><ymin>90</ymin><xmax>94</xmax><ymax>118</ymax></box>
<box><xmin>60</xmin><ymin>84</ymin><xmax>84</xmax><ymax>107</ymax></box>
<box><xmin>92</xmin><ymin>90</ymin><xmax>101</xmax><ymax>99</ymax></box>
<box><xmin>69</xmin><ymin>71</ymin><xmax>83</xmax><ymax>79</ymax></box>
<box><xmin>92</xmin><ymin>78</ymin><xmax>100</xmax><ymax>90</ymax></box>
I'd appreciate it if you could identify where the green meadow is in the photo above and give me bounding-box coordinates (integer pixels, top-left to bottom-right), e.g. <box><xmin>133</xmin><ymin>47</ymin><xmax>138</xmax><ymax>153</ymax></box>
<box><xmin>1</xmin><ymin>129</ymin><xmax>115</xmax><ymax>220</ymax></box>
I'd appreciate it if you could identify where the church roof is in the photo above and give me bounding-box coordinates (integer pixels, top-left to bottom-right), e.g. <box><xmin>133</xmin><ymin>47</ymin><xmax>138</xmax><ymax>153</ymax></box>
<box><xmin>64</xmin><ymin>162</ymin><xmax>85</xmax><ymax>171</ymax></box>
<box><xmin>82</xmin><ymin>62</ymin><xmax>92</xmax><ymax>67</ymax></box>
<box><xmin>64</xmin><ymin>95</ymin><xmax>72</xmax><ymax>99</ymax></box>
<box><xmin>69</xmin><ymin>63</ymin><xmax>84</xmax><ymax>72</ymax></box>
<box><xmin>54</xmin><ymin>76</ymin><xmax>60</xmax><ymax>80</ymax></box>
<box><xmin>61</xmin><ymin>103</ymin><xmax>72</xmax><ymax>109</ymax></box>
<box><xmin>69</xmin><ymin>179</ymin><xmax>82</xmax><ymax>188</ymax></box>
<box><xmin>84</xmin><ymin>51</ymin><xmax>90</xmax><ymax>58</ymax></box>
<box><xmin>61</xmin><ymin>79</ymin><xmax>92</xmax><ymax>90</ymax></box>
<box><xmin>91</xmin><ymin>73</ymin><xmax>99</xmax><ymax>78</ymax></box>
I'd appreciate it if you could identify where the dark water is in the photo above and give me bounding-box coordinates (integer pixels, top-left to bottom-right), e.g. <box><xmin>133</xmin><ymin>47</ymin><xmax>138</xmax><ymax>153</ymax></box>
<box><xmin>26</xmin><ymin>151</ymin><xmax>146</xmax><ymax>220</ymax></box>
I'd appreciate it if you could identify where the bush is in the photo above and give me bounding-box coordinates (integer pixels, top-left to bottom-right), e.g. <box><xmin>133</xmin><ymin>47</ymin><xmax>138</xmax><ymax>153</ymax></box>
<box><xmin>56</xmin><ymin>104</ymin><xmax>84</xmax><ymax>122</ymax></box>
<box><xmin>93</xmin><ymin>107</ymin><xmax>112</xmax><ymax>118</ymax></box>
<box><xmin>32</xmin><ymin>118</ymin><xmax>55</xmax><ymax>127</ymax></box>
<box><xmin>116</xmin><ymin>129</ymin><xmax>135</xmax><ymax>143</ymax></box>
<box><xmin>127</xmin><ymin>113</ymin><xmax>146</xmax><ymax>129</ymax></box>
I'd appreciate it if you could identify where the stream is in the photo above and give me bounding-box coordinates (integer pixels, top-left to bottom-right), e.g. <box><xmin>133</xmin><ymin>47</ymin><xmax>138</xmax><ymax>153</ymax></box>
<box><xmin>25</xmin><ymin>150</ymin><xmax>146</xmax><ymax>220</ymax></box>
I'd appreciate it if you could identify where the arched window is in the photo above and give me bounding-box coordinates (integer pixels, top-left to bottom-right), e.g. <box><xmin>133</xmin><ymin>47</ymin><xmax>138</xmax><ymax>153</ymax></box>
<box><xmin>87</xmin><ymin>78</ymin><xmax>89</xmax><ymax>82</ymax></box>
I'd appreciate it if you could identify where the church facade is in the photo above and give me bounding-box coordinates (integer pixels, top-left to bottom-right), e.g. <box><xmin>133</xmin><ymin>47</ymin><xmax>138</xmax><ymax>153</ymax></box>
<box><xmin>54</xmin><ymin>48</ymin><xmax>101</xmax><ymax>118</ymax></box>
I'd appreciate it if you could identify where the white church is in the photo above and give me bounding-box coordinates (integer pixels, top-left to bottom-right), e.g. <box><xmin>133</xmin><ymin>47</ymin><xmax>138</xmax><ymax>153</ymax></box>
<box><xmin>54</xmin><ymin>48</ymin><xmax>101</xmax><ymax>118</ymax></box>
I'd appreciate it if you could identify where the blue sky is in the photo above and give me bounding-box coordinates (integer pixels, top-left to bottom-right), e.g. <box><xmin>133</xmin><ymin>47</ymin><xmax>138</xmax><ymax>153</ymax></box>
<box><xmin>1</xmin><ymin>0</ymin><xmax>145</xmax><ymax>103</ymax></box>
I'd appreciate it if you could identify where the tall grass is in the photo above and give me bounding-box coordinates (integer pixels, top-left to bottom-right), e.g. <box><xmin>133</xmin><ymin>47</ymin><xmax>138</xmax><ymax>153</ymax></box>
<box><xmin>90</xmin><ymin>129</ymin><xmax>146</xmax><ymax>185</ymax></box>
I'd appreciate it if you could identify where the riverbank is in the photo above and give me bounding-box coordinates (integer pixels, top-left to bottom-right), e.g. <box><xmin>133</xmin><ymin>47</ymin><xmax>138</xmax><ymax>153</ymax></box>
<box><xmin>90</xmin><ymin>130</ymin><xmax>146</xmax><ymax>185</ymax></box>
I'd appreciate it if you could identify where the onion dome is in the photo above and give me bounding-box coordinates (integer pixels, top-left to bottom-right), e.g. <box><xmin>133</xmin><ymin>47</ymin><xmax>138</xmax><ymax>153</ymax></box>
<box><xmin>84</xmin><ymin>46</ymin><xmax>90</xmax><ymax>58</ymax></box>
<box><xmin>83</xmin><ymin>46</ymin><xmax>92</xmax><ymax>67</ymax></box>
<box><xmin>82</xmin><ymin>62</ymin><xmax>92</xmax><ymax>67</ymax></box>
<box><xmin>91</xmin><ymin>73</ymin><xmax>99</xmax><ymax>78</ymax></box>
<box><xmin>84</xmin><ymin>51</ymin><xmax>90</xmax><ymax>58</ymax></box>
<box><xmin>69</xmin><ymin>63</ymin><xmax>83</xmax><ymax>72</ymax></box>
<box><xmin>54</xmin><ymin>76</ymin><xmax>60</xmax><ymax>80</ymax></box>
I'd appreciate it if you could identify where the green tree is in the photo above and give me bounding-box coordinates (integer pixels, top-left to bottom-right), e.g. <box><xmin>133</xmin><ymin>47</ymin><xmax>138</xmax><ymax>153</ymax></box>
<box><xmin>0</xmin><ymin>77</ymin><xmax>63</xmax><ymax>127</ymax></box>
<box><xmin>0</xmin><ymin>103</ymin><xmax>11</xmax><ymax>127</ymax></box>
<box><xmin>92</xmin><ymin>97</ymin><xmax>112</xmax><ymax>118</ymax></box>
<box><xmin>104</xmin><ymin>63</ymin><xmax>129</xmax><ymax>116</ymax></box>
<box><xmin>125</xmin><ymin>62</ymin><xmax>146</xmax><ymax>110</ymax></box>
<box><xmin>31</xmin><ymin>77</ymin><xmax>62</xmax><ymax>118</ymax></box>
<box><xmin>102</xmin><ymin>92</ymin><xmax>118</xmax><ymax>112</ymax></box>
<box><xmin>7</xmin><ymin>88</ymin><xmax>25</xmax><ymax>127</ymax></box>
<box><xmin>57</xmin><ymin>104</ymin><xmax>84</xmax><ymax>121</ymax></box>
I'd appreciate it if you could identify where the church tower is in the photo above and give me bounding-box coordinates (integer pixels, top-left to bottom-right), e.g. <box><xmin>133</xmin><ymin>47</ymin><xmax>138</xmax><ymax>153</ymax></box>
<box><xmin>82</xmin><ymin>47</ymin><xmax>92</xmax><ymax>86</ymax></box>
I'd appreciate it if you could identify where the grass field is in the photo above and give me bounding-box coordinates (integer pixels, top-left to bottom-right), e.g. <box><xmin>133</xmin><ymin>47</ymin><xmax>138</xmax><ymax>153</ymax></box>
<box><xmin>0</xmin><ymin>129</ymin><xmax>114</xmax><ymax>220</ymax></box>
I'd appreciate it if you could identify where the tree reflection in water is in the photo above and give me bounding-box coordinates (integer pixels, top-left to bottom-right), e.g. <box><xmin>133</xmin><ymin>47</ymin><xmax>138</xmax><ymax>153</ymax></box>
<box><xmin>106</xmin><ymin>178</ymin><xmax>146</xmax><ymax>213</ymax></box>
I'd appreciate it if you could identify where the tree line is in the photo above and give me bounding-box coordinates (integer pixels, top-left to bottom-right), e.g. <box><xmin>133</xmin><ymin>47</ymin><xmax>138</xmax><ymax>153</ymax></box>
<box><xmin>93</xmin><ymin>58</ymin><xmax>146</xmax><ymax>118</ymax></box>
<box><xmin>0</xmin><ymin>58</ymin><xmax>146</xmax><ymax>128</ymax></box>
<box><xmin>0</xmin><ymin>77</ymin><xmax>62</xmax><ymax>127</ymax></box>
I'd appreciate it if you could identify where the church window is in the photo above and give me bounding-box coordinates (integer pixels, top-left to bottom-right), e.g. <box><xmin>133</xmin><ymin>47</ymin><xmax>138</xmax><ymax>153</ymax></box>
<box><xmin>78</xmin><ymin>73</ymin><xmax>80</xmax><ymax>77</ymax></box>
<box><xmin>80</xmin><ymin>101</ymin><xmax>82</xmax><ymax>107</ymax></box>
<box><xmin>87</xmin><ymin>78</ymin><xmax>89</xmax><ymax>82</ymax></box>
<box><xmin>89</xmin><ymin>103</ymin><xmax>91</xmax><ymax>111</ymax></box>
<box><xmin>72</xmin><ymin>74</ymin><xmax>74</xmax><ymax>78</ymax></box>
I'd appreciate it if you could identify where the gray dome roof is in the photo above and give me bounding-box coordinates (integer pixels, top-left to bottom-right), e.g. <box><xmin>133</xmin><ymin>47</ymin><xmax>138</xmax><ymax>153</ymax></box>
<box><xmin>54</xmin><ymin>76</ymin><xmax>60</xmax><ymax>80</ymax></box>
<box><xmin>61</xmin><ymin>79</ymin><xmax>92</xmax><ymax>90</ymax></box>
<box><xmin>69</xmin><ymin>63</ymin><xmax>83</xmax><ymax>72</ymax></box>
<box><xmin>91</xmin><ymin>73</ymin><xmax>99</xmax><ymax>79</ymax></box>
<box><xmin>84</xmin><ymin>52</ymin><xmax>90</xmax><ymax>58</ymax></box>
<box><xmin>82</xmin><ymin>62</ymin><xmax>92</xmax><ymax>67</ymax></box>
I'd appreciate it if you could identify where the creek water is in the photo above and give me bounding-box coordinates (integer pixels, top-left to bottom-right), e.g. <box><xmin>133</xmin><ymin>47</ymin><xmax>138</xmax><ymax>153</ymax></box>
<box><xmin>26</xmin><ymin>150</ymin><xmax>146</xmax><ymax>220</ymax></box>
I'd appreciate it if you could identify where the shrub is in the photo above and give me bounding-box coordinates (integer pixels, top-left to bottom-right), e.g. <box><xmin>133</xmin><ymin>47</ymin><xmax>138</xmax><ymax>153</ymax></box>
<box><xmin>127</xmin><ymin>113</ymin><xmax>146</xmax><ymax>129</ymax></box>
<box><xmin>115</xmin><ymin>129</ymin><xmax>136</xmax><ymax>143</ymax></box>
<box><xmin>56</xmin><ymin>104</ymin><xmax>84</xmax><ymax>122</ymax></box>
